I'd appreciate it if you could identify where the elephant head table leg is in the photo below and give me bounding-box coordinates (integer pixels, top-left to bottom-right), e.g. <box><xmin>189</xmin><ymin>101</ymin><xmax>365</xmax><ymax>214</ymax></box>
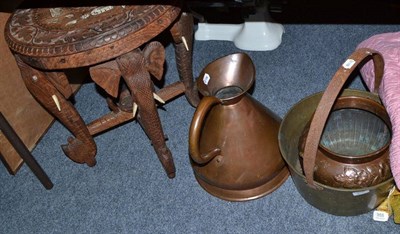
<box><xmin>15</xmin><ymin>56</ymin><xmax>97</xmax><ymax>167</ymax></box>
<box><xmin>170</xmin><ymin>12</ymin><xmax>200</xmax><ymax>107</ymax></box>
<box><xmin>116</xmin><ymin>43</ymin><xmax>176</xmax><ymax>178</ymax></box>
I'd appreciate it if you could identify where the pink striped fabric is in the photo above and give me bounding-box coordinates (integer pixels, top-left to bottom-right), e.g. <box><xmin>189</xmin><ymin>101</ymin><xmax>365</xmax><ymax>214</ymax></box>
<box><xmin>357</xmin><ymin>32</ymin><xmax>400</xmax><ymax>187</ymax></box>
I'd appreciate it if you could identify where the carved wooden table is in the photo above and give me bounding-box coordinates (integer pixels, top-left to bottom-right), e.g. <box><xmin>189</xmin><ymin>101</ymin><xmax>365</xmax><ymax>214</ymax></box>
<box><xmin>4</xmin><ymin>2</ymin><xmax>199</xmax><ymax>178</ymax></box>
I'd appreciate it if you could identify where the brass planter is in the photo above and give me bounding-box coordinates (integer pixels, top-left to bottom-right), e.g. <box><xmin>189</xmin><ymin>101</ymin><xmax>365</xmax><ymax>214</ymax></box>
<box><xmin>278</xmin><ymin>48</ymin><xmax>394</xmax><ymax>216</ymax></box>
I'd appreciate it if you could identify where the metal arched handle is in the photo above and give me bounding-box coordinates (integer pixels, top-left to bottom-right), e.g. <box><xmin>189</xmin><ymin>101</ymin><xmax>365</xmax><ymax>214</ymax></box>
<box><xmin>189</xmin><ymin>96</ymin><xmax>222</xmax><ymax>164</ymax></box>
<box><xmin>302</xmin><ymin>48</ymin><xmax>384</xmax><ymax>189</ymax></box>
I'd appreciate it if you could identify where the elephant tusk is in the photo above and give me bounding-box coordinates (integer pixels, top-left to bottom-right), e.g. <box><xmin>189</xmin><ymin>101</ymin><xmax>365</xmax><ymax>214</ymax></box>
<box><xmin>181</xmin><ymin>36</ymin><xmax>189</xmax><ymax>51</ymax></box>
<box><xmin>132</xmin><ymin>102</ymin><xmax>138</xmax><ymax>117</ymax></box>
<box><xmin>153</xmin><ymin>93</ymin><xmax>165</xmax><ymax>104</ymax></box>
<box><xmin>52</xmin><ymin>94</ymin><xmax>61</xmax><ymax>111</ymax></box>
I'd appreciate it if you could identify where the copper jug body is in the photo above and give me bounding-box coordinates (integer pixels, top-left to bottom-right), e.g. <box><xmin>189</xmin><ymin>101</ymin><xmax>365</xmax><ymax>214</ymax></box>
<box><xmin>189</xmin><ymin>53</ymin><xmax>289</xmax><ymax>201</ymax></box>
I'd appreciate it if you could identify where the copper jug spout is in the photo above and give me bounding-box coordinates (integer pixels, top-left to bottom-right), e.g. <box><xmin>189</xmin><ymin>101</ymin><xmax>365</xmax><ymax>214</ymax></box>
<box><xmin>189</xmin><ymin>53</ymin><xmax>289</xmax><ymax>201</ymax></box>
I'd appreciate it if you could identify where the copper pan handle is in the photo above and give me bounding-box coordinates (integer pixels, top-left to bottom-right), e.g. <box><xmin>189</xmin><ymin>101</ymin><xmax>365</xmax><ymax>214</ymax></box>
<box><xmin>303</xmin><ymin>48</ymin><xmax>385</xmax><ymax>189</ymax></box>
<box><xmin>189</xmin><ymin>96</ymin><xmax>222</xmax><ymax>164</ymax></box>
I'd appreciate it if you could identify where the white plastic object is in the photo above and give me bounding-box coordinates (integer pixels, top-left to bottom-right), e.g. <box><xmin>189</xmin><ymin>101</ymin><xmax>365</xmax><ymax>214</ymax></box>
<box><xmin>195</xmin><ymin>21</ymin><xmax>284</xmax><ymax>51</ymax></box>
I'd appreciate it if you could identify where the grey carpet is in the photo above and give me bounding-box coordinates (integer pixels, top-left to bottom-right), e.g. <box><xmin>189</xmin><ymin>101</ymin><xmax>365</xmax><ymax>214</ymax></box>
<box><xmin>1</xmin><ymin>24</ymin><xmax>400</xmax><ymax>233</ymax></box>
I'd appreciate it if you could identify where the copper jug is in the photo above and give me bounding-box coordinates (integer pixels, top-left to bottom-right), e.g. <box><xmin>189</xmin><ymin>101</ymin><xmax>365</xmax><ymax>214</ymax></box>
<box><xmin>189</xmin><ymin>53</ymin><xmax>289</xmax><ymax>201</ymax></box>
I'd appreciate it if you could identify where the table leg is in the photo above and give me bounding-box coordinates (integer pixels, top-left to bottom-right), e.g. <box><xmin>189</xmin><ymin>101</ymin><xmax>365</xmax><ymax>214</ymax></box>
<box><xmin>15</xmin><ymin>56</ymin><xmax>97</xmax><ymax>167</ymax></box>
<box><xmin>170</xmin><ymin>12</ymin><xmax>200</xmax><ymax>107</ymax></box>
<box><xmin>0</xmin><ymin>112</ymin><xmax>53</xmax><ymax>189</ymax></box>
<box><xmin>117</xmin><ymin>49</ymin><xmax>176</xmax><ymax>178</ymax></box>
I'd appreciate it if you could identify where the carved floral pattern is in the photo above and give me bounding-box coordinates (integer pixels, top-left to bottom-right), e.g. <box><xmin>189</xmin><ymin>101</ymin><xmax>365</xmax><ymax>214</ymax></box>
<box><xmin>5</xmin><ymin>4</ymin><xmax>179</xmax><ymax>56</ymax></box>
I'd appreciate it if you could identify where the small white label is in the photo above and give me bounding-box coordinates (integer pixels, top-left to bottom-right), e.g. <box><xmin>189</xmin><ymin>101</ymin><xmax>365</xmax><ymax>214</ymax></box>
<box><xmin>352</xmin><ymin>190</ymin><xmax>370</xmax><ymax>196</ymax></box>
<box><xmin>373</xmin><ymin>210</ymin><xmax>389</xmax><ymax>222</ymax></box>
<box><xmin>203</xmin><ymin>73</ymin><xmax>211</xmax><ymax>85</ymax></box>
<box><xmin>342</xmin><ymin>59</ymin><xmax>356</xmax><ymax>69</ymax></box>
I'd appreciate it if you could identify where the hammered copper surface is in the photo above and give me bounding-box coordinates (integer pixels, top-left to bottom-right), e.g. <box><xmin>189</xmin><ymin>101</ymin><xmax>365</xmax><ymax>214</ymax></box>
<box><xmin>189</xmin><ymin>53</ymin><xmax>289</xmax><ymax>201</ymax></box>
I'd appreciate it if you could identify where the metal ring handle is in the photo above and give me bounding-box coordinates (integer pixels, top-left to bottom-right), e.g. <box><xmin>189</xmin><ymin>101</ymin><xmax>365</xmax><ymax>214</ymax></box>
<box><xmin>302</xmin><ymin>48</ymin><xmax>385</xmax><ymax>189</ymax></box>
<box><xmin>189</xmin><ymin>96</ymin><xmax>222</xmax><ymax>164</ymax></box>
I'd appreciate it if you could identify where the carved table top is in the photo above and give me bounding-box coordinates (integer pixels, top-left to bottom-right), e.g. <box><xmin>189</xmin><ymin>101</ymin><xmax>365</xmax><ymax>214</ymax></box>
<box><xmin>5</xmin><ymin>2</ymin><xmax>180</xmax><ymax>69</ymax></box>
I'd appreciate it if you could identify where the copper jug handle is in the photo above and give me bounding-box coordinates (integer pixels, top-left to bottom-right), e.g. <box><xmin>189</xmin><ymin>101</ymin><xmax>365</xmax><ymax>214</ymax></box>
<box><xmin>189</xmin><ymin>96</ymin><xmax>222</xmax><ymax>164</ymax></box>
<box><xmin>302</xmin><ymin>48</ymin><xmax>385</xmax><ymax>189</ymax></box>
